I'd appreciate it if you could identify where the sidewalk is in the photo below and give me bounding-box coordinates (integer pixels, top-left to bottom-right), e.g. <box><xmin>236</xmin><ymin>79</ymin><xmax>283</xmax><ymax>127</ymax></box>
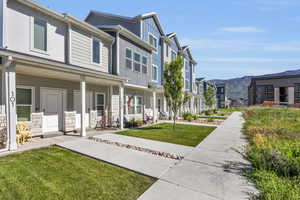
<box><xmin>138</xmin><ymin>112</ymin><xmax>257</xmax><ymax>200</ymax></box>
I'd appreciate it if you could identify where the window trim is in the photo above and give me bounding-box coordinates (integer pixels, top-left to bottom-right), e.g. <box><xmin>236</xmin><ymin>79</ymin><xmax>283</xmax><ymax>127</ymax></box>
<box><xmin>166</xmin><ymin>44</ymin><xmax>169</xmax><ymax>57</ymax></box>
<box><xmin>125</xmin><ymin>48</ymin><xmax>133</xmax><ymax>70</ymax></box>
<box><xmin>148</xmin><ymin>33</ymin><xmax>158</xmax><ymax>54</ymax></box>
<box><xmin>133</xmin><ymin>52</ymin><xmax>141</xmax><ymax>72</ymax></box>
<box><xmin>16</xmin><ymin>85</ymin><xmax>35</xmax><ymax>122</ymax></box>
<box><xmin>95</xmin><ymin>92</ymin><xmax>105</xmax><ymax>116</ymax></box>
<box><xmin>91</xmin><ymin>37</ymin><xmax>103</xmax><ymax>66</ymax></box>
<box><xmin>152</xmin><ymin>64</ymin><xmax>158</xmax><ymax>82</ymax></box>
<box><xmin>171</xmin><ymin>50</ymin><xmax>177</xmax><ymax>61</ymax></box>
<box><xmin>30</xmin><ymin>16</ymin><xmax>49</xmax><ymax>54</ymax></box>
<box><xmin>142</xmin><ymin>55</ymin><xmax>148</xmax><ymax>74</ymax></box>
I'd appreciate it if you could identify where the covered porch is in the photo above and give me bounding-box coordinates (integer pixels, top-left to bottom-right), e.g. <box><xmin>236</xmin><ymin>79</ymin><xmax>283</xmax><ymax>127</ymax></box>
<box><xmin>0</xmin><ymin>54</ymin><xmax>125</xmax><ymax>151</ymax></box>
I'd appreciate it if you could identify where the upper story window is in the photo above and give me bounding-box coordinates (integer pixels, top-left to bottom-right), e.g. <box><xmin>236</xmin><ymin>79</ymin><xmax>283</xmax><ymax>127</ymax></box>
<box><xmin>125</xmin><ymin>48</ymin><xmax>133</xmax><ymax>69</ymax></box>
<box><xmin>149</xmin><ymin>33</ymin><xmax>158</xmax><ymax>52</ymax></box>
<box><xmin>92</xmin><ymin>38</ymin><xmax>102</xmax><ymax>65</ymax></box>
<box><xmin>142</xmin><ymin>56</ymin><xmax>148</xmax><ymax>74</ymax></box>
<box><xmin>33</xmin><ymin>17</ymin><xmax>47</xmax><ymax>52</ymax></box>
<box><xmin>152</xmin><ymin>64</ymin><xmax>158</xmax><ymax>82</ymax></box>
<box><xmin>134</xmin><ymin>52</ymin><xmax>141</xmax><ymax>72</ymax></box>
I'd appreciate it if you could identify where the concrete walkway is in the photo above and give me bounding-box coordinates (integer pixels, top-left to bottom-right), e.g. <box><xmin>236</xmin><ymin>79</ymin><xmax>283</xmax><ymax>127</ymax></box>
<box><xmin>138</xmin><ymin>112</ymin><xmax>257</xmax><ymax>200</ymax></box>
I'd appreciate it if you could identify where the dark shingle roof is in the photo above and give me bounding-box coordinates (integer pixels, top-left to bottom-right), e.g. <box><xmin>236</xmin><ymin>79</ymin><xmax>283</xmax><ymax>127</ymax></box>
<box><xmin>255</xmin><ymin>69</ymin><xmax>300</xmax><ymax>79</ymax></box>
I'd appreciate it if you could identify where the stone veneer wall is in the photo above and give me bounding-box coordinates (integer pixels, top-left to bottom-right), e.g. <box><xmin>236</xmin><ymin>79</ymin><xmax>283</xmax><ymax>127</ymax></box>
<box><xmin>0</xmin><ymin>114</ymin><xmax>7</xmax><ymax>150</ymax></box>
<box><xmin>64</xmin><ymin>111</ymin><xmax>76</xmax><ymax>132</ymax></box>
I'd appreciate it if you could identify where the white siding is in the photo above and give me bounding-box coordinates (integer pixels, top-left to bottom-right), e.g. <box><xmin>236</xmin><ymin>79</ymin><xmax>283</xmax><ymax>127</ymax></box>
<box><xmin>6</xmin><ymin>1</ymin><xmax>66</xmax><ymax>62</ymax></box>
<box><xmin>70</xmin><ymin>26</ymin><xmax>109</xmax><ymax>73</ymax></box>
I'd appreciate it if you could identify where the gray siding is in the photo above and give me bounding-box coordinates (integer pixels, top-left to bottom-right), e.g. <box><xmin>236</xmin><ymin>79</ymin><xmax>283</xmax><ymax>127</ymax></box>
<box><xmin>70</xmin><ymin>26</ymin><xmax>110</xmax><ymax>73</ymax></box>
<box><xmin>119</xmin><ymin>35</ymin><xmax>152</xmax><ymax>87</ymax></box>
<box><xmin>86</xmin><ymin>14</ymin><xmax>141</xmax><ymax>36</ymax></box>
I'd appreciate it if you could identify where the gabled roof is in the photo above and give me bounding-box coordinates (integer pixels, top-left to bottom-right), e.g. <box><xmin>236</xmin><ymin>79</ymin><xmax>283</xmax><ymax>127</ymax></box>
<box><xmin>181</xmin><ymin>46</ymin><xmax>197</xmax><ymax>64</ymax></box>
<box><xmin>252</xmin><ymin>69</ymin><xmax>300</xmax><ymax>80</ymax></box>
<box><xmin>86</xmin><ymin>11</ymin><xmax>165</xmax><ymax>36</ymax></box>
<box><xmin>166</xmin><ymin>32</ymin><xmax>181</xmax><ymax>50</ymax></box>
<box><xmin>134</xmin><ymin>12</ymin><xmax>165</xmax><ymax>35</ymax></box>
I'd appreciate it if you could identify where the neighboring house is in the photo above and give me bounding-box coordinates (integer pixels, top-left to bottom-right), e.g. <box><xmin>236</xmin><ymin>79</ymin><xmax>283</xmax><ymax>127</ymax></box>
<box><xmin>0</xmin><ymin>0</ymin><xmax>126</xmax><ymax>151</ymax></box>
<box><xmin>248</xmin><ymin>70</ymin><xmax>300</xmax><ymax>106</ymax></box>
<box><xmin>84</xmin><ymin>24</ymin><xmax>157</xmax><ymax>121</ymax></box>
<box><xmin>216</xmin><ymin>83</ymin><xmax>226</xmax><ymax>108</ymax></box>
<box><xmin>196</xmin><ymin>78</ymin><xmax>217</xmax><ymax>112</ymax></box>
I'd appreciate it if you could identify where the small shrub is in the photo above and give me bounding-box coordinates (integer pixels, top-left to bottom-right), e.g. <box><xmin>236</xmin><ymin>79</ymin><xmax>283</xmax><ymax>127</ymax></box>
<box><xmin>204</xmin><ymin>110</ymin><xmax>212</xmax><ymax>116</ymax></box>
<box><xmin>183</xmin><ymin>112</ymin><xmax>193</xmax><ymax>120</ymax></box>
<box><xmin>193</xmin><ymin>115</ymin><xmax>198</xmax><ymax>120</ymax></box>
<box><xmin>207</xmin><ymin>118</ymin><xmax>214</xmax><ymax>123</ymax></box>
<box><xmin>186</xmin><ymin>115</ymin><xmax>193</xmax><ymax>122</ymax></box>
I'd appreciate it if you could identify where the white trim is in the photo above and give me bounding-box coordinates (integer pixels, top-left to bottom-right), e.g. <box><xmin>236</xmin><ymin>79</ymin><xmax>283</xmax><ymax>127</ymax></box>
<box><xmin>30</xmin><ymin>16</ymin><xmax>49</xmax><ymax>55</ymax></box>
<box><xmin>152</xmin><ymin>64</ymin><xmax>158</xmax><ymax>82</ymax></box>
<box><xmin>16</xmin><ymin>85</ymin><xmax>35</xmax><ymax>122</ymax></box>
<box><xmin>91</xmin><ymin>37</ymin><xmax>103</xmax><ymax>66</ymax></box>
<box><xmin>133</xmin><ymin>51</ymin><xmax>141</xmax><ymax>73</ymax></box>
<box><xmin>140</xmin><ymin>20</ymin><xmax>143</xmax><ymax>39</ymax></box>
<box><xmin>171</xmin><ymin>50</ymin><xmax>177</xmax><ymax>61</ymax></box>
<box><xmin>125</xmin><ymin>47</ymin><xmax>133</xmax><ymax>70</ymax></box>
<box><xmin>116</xmin><ymin>32</ymin><xmax>120</xmax><ymax>75</ymax></box>
<box><xmin>148</xmin><ymin>32</ymin><xmax>158</xmax><ymax>54</ymax></box>
<box><xmin>124</xmin><ymin>83</ymin><xmax>149</xmax><ymax>90</ymax></box>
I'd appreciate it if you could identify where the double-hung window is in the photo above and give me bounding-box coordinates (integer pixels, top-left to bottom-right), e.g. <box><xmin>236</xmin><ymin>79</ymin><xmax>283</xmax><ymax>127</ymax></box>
<box><xmin>149</xmin><ymin>33</ymin><xmax>158</xmax><ymax>52</ymax></box>
<box><xmin>142</xmin><ymin>56</ymin><xmax>148</xmax><ymax>74</ymax></box>
<box><xmin>92</xmin><ymin>38</ymin><xmax>101</xmax><ymax>65</ymax></box>
<box><xmin>152</xmin><ymin>65</ymin><xmax>158</xmax><ymax>82</ymax></box>
<box><xmin>134</xmin><ymin>52</ymin><xmax>141</xmax><ymax>72</ymax></box>
<box><xmin>125</xmin><ymin>48</ymin><xmax>133</xmax><ymax>69</ymax></box>
<box><xmin>16</xmin><ymin>87</ymin><xmax>34</xmax><ymax>122</ymax></box>
<box><xmin>128</xmin><ymin>96</ymin><xmax>135</xmax><ymax>114</ymax></box>
<box><xmin>33</xmin><ymin>17</ymin><xmax>47</xmax><ymax>52</ymax></box>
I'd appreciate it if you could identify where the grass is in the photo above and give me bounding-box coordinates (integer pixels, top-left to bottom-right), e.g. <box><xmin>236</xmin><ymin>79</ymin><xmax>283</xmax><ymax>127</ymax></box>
<box><xmin>198</xmin><ymin>116</ymin><xmax>227</xmax><ymax>120</ymax></box>
<box><xmin>243</xmin><ymin>106</ymin><xmax>300</xmax><ymax>200</ymax></box>
<box><xmin>116</xmin><ymin>123</ymin><xmax>216</xmax><ymax>147</ymax></box>
<box><xmin>0</xmin><ymin>146</ymin><xmax>156</xmax><ymax>200</ymax></box>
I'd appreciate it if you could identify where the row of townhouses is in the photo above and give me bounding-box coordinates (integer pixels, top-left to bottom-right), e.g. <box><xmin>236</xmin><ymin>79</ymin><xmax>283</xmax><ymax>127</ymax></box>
<box><xmin>0</xmin><ymin>0</ymin><xmax>213</xmax><ymax>151</ymax></box>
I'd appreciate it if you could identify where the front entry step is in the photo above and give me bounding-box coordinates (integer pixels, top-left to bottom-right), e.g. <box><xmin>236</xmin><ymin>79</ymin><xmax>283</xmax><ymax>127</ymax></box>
<box><xmin>42</xmin><ymin>131</ymin><xmax>64</xmax><ymax>139</ymax></box>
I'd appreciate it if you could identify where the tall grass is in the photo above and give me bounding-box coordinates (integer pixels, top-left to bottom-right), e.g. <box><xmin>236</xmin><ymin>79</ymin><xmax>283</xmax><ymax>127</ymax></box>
<box><xmin>243</xmin><ymin>107</ymin><xmax>300</xmax><ymax>200</ymax></box>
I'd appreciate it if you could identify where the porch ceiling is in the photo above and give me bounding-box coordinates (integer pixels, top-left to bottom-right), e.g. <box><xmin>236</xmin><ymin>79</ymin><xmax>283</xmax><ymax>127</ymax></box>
<box><xmin>16</xmin><ymin>64</ymin><xmax>121</xmax><ymax>86</ymax></box>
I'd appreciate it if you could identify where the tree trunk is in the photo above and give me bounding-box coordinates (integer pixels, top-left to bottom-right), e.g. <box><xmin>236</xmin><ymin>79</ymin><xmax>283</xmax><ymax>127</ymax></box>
<box><xmin>173</xmin><ymin>111</ymin><xmax>177</xmax><ymax>130</ymax></box>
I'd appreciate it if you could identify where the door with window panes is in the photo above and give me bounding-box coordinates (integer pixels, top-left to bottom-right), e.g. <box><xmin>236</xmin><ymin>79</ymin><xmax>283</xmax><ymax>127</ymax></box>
<box><xmin>96</xmin><ymin>93</ymin><xmax>105</xmax><ymax>116</ymax></box>
<box><xmin>16</xmin><ymin>88</ymin><xmax>33</xmax><ymax>122</ymax></box>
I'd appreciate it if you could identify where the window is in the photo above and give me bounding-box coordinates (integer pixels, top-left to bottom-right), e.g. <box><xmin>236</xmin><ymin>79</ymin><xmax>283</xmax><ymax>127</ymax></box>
<box><xmin>125</xmin><ymin>48</ymin><xmax>133</xmax><ymax>69</ymax></box>
<box><xmin>33</xmin><ymin>17</ymin><xmax>47</xmax><ymax>51</ymax></box>
<box><xmin>96</xmin><ymin>93</ymin><xmax>105</xmax><ymax>116</ymax></box>
<box><xmin>92</xmin><ymin>38</ymin><xmax>101</xmax><ymax>64</ymax></box>
<box><xmin>185</xmin><ymin>80</ymin><xmax>190</xmax><ymax>90</ymax></box>
<box><xmin>264</xmin><ymin>85</ymin><xmax>274</xmax><ymax>99</ymax></box>
<box><xmin>142</xmin><ymin>56</ymin><xmax>148</xmax><ymax>74</ymax></box>
<box><xmin>136</xmin><ymin>97</ymin><xmax>142</xmax><ymax>114</ymax></box>
<box><xmin>152</xmin><ymin>65</ymin><xmax>158</xmax><ymax>81</ymax></box>
<box><xmin>166</xmin><ymin>44</ymin><xmax>169</xmax><ymax>57</ymax></box>
<box><xmin>171</xmin><ymin>51</ymin><xmax>177</xmax><ymax>61</ymax></box>
<box><xmin>134</xmin><ymin>52</ymin><xmax>141</xmax><ymax>72</ymax></box>
<box><xmin>16</xmin><ymin>88</ymin><xmax>34</xmax><ymax>122</ymax></box>
<box><xmin>127</xmin><ymin>96</ymin><xmax>135</xmax><ymax>114</ymax></box>
<box><xmin>149</xmin><ymin>33</ymin><xmax>158</xmax><ymax>51</ymax></box>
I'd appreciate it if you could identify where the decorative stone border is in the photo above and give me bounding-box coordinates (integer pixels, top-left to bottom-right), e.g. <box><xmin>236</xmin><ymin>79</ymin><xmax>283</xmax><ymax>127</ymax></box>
<box><xmin>89</xmin><ymin>137</ymin><xmax>184</xmax><ymax>160</ymax></box>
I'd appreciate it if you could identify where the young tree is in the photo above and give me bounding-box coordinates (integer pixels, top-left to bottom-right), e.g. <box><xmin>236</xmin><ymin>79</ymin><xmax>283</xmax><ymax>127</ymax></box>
<box><xmin>163</xmin><ymin>56</ymin><xmax>191</xmax><ymax>129</ymax></box>
<box><xmin>204</xmin><ymin>86</ymin><xmax>216</xmax><ymax>108</ymax></box>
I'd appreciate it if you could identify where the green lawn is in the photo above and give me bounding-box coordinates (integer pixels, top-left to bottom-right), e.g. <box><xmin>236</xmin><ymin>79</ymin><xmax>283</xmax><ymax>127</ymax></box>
<box><xmin>0</xmin><ymin>146</ymin><xmax>156</xmax><ymax>200</ymax></box>
<box><xmin>243</xmin><ymin>106</ymin><xmax>300</xmax><ymax>200</ymax></box>
<box><xmin>198</xmin><ymin>116</ymin><xmax>227</xmax><ymax>120</ymax></box>
<box><xmin>116</xmin><ymin>123</ymin><xmax>216</xmax><ymax>146</ymax></box>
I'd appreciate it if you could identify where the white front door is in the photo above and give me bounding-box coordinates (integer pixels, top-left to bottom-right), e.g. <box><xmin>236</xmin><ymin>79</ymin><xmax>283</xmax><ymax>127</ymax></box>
<box><xmin>41</xmin><ymin>88</ymin><xmax>65</xmax><ymax>132</ymax></box>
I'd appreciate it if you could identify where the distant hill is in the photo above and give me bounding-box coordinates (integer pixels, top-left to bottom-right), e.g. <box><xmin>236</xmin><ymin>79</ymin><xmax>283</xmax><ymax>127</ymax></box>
<box><xmin>211</xmin><ymin>76</ymin><xmax>253</xmax><ymax>103</ymax></box>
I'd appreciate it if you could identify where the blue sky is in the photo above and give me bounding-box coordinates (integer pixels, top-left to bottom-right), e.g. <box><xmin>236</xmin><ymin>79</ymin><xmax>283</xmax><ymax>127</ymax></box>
<box><xmin>36</xmin><ymin>0</ymin><xmax>300</xmax><ymax>80</ymax></box>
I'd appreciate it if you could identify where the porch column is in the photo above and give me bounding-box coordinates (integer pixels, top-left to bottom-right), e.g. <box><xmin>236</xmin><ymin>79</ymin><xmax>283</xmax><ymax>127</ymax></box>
<box><xmin>274</xmin><ymin>88</ymin><xmax>280</xmax><ymax>104</ymax></box>
<box><xmin>119</xmin><ymin>84</ymin><xmax>124</xmax><ymax>129</ymax></box>
<box><xmin>163</xmin><ymin>96</ymin><xmax>167</xmax><ymax>113</ymax></box>
<box><xmin>288</xmin><ymin>87</ymin><xmax>295</xmax><ymax>105</ymax></box>
<box><xmin>2</xmin><ymin>60</ymin><xmax>17</xmax><ymax>150</ymax></box>
<box><xmin>80</xmin><ymin>75</ymin><xmax>86</xmax><ymax>137</ymax></box>
<box><xmin>152</xmin><ymin>91</ymin><xmax>157</xmax><ymax>122</ymax></box>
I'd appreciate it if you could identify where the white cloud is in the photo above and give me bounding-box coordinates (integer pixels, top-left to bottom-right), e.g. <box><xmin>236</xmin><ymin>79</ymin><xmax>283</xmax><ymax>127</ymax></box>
<box><xmin>201</xmin><ymin>57</ymin><xmax>300</xmax><ymax>63</ymax></box>
<box><xmin>218</xmin><ymin>26</ymin><xmax>266</xmax><ymax>33</ymax></box>
<box><xmin>181</xmin><ymin>38</ymin><xmax>300</xmax><ymax>53</ymax></box>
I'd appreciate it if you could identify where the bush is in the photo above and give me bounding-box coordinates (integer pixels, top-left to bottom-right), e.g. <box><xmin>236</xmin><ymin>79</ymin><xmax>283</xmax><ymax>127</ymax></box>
<box><xmin>125</xmin><ymin>119</ymin><xmax>145</xmax><ymax>128</ymax></box>
<box><xmin>207</xmin><ymin>118</ymin><xmax>214</xmax><ymax>123</ymax></box>
<box><xmin>204</xmin><ymin>110</ymin><xmax>212</xmax><ymax>116</ymax></box>
<box><xmin>186</xmin><ymin>115</ymin><xmax>193</xmax><ymax>122</ymax></box>
<box><xmin>183</xmin><ymin>112</ymin><xmax>193</xmax><ymax>120</ymax></box>
<box><xmin>193</xmin><ymin>115</ymin><xmax>198</xmax><ymax>120</ymax></box>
